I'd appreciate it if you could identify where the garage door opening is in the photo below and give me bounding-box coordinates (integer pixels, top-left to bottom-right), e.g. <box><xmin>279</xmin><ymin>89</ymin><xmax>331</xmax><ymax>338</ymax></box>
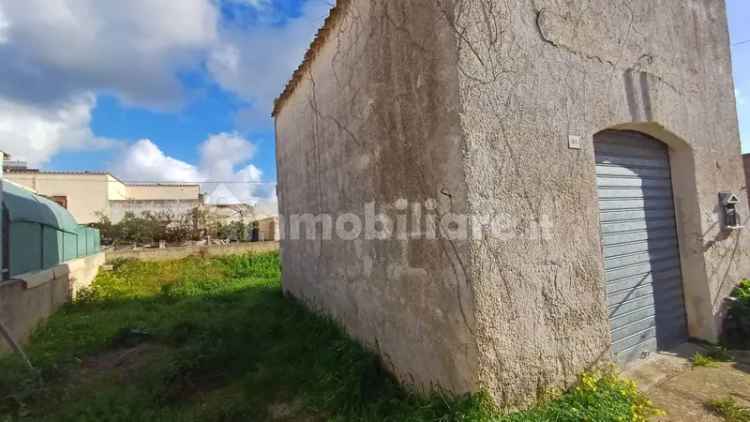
<box><xmin>594</xmin><ymin>130</ymin><xmax>689</xmax><ymax>365</ymax></box>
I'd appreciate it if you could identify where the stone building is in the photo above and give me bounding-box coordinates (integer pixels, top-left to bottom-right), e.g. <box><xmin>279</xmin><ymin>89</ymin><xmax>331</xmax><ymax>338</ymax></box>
<box><xmin>273</xmin><ymin>0</ymin><xmax>749</xmax><ymax>406</ymax></box>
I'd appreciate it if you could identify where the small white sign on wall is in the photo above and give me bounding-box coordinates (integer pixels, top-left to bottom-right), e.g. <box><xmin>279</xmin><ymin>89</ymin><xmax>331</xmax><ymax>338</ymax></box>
<box><xmin>568</xmin><ymin>135</ymin><xmax>582</xmax><ymax>150</ymax></box>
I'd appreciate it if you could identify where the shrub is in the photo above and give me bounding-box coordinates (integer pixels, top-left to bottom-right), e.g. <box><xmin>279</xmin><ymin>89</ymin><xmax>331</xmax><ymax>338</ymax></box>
<box><xmin>722</xmin><ymin>280</ymin><xmax>750</xmax><ymax>350</ymax></box>
<box><xmin>692</xmin><ymin>353</ymin><xmax>718</xmax><ymax>368</ymax></box>
<box><xmin>706</xmin><ymin>397</ymin><xmax>750</xmax><ymax>422</ymax></box>
<box><xmin>502</xmin><ymin>371</ymin><xmax>665</xmax><ymax>422</ymax></box>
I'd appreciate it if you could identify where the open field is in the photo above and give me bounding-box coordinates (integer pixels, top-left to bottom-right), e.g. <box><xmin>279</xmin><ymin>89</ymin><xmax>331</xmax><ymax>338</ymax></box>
<box><xmin>0</xmin><ymin>253</ymin><xmax>659</xmax><ymax>421</ymax></box>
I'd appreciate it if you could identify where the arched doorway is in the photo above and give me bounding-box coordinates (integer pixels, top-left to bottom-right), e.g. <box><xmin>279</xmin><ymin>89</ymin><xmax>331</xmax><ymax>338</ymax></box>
<box><xmin>594</xmin><ymin>130</ymin><xmax>689</xmax><ymax>365</ymax></box>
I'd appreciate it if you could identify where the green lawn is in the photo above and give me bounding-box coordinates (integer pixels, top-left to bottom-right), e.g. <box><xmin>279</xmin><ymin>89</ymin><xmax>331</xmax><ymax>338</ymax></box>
<box><xmin>0</xmin><ymin>253</ymin><xmax>661</xmax><ymax>421</ymax></box>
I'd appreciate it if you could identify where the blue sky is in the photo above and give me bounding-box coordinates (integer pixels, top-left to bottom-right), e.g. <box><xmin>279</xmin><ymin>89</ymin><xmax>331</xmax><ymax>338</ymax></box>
<box><xmin>50</xmin><ymin>0</ymin><xmax>321</xmax><ymax>176</ymax></box>
<box><xmin>0</xmin><ymin>0</ymin><xmax>749</xmax><ymax>211</ymax></box>
<box><xmin>0</xmin><ymin>0</ymin><xmax>330</xmax><ymax>211</ymax></box>
<box><xmin>728</xmin><ymin>0</ymin><xmax>750</xmax><ymax>152</ymax></box>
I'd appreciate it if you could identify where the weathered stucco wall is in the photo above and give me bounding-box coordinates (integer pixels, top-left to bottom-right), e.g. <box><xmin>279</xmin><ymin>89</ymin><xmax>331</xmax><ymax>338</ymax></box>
<box><xmin>275</xmin><ymin>0</ymin><xmax>480</xmax><ymax>395</ymax></box>
<box><xmin>105</xmin><ymin>242</ymin><xmax>279</xmax><ymax>262</ymax></box>
<box><xmin>454</xmin><ymin>0</ymin><xmax>750</xmax><ymax>406</ymax></box>
<box><xmin>0</xmin><ymin>252</ymin><xmax>105</xmax><ymax>353</ymax></box>
<box><xmin>126</xmin><ymin>184</ymin><xmax>201</xmax><ymax>201</ymax></box>
<box><xmin>275</xmin><ymin>0</ymin><xmax>749</xmax><ymax>408</ymax></box>
<box><xmin>255</xmin><ymin>217</ymin><xmax>280</xmax><ymax>242</ymax></box>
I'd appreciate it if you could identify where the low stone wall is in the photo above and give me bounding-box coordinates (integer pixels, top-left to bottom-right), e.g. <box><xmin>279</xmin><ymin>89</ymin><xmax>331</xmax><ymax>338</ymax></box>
<box><xmin>0</xmin><ymin>252</ymin><xmax>106</xmax><ymax>353</ymax></box>
<box><xmin>105</xmin><ymin>242</ymin><xmax>280</xmax><ymax>262</ymax></box>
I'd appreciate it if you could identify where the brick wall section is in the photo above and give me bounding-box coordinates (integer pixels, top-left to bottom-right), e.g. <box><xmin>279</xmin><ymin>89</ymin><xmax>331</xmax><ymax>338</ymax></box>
<box><xmin>105</xmin><ymin>242</ymin><xmax>279</xmax><ymax>263</ymax></box>
<box><xmin>743</xmin><ymin>155</ymin><xmax>750</xmax><ymax>199</ymax></box>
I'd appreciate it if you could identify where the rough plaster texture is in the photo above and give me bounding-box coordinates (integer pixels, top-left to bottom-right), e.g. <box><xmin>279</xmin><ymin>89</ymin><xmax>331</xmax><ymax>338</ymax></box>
<box><xmin>456</xmin><ymin>0</ymin><xmax>750</xmax><ymax>405</ymax></box>
<box><xmin>0</xmin><ymin>252</ymin><xmax>105</xmax><ymax>353</ymax></box>
<box><xmin>274</xmin><ymin>0</ymin><xmax>750</xmax><ymax>407</ymax></box>
<box><xmin>276</xmin><ymin>0</ymin><xmax>479</xmax><ymax>395</ymax></box>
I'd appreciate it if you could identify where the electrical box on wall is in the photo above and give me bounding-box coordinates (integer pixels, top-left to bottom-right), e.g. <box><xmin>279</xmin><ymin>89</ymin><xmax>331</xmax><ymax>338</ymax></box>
<box><xmin>568</xmin><ymin>135</ymin><xmax>582</xmax><ymax>150</ymax></box>
<box><xmin>719</xmin><ymin>192</ymin><xmax>743</xmax><ymax>230</ymax></box>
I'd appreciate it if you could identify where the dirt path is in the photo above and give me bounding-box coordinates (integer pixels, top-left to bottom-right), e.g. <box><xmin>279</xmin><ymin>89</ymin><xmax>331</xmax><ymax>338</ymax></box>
<box><xmin>625</xmin><ymin>343</ymin><xmax>750</xmax><ymax>421</ymax></box>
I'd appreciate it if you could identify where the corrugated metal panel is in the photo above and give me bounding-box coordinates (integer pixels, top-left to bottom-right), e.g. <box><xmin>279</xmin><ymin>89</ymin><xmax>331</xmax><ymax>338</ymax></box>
<box><xmin>595</xmin><ymin>131</ymin><xmax>688</xmax><ymax>365</ymax></box>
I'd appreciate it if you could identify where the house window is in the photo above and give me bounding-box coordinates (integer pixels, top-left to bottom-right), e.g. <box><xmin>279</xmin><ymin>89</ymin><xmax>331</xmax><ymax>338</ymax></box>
<box><xmin>49</xmin><ymin>196</ymin><xmax>68</xmax><ymax>209</ymax></box>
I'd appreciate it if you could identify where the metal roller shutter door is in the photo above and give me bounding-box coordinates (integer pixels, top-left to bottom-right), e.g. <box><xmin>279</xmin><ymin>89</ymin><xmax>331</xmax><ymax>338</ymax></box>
<box><xmin>594</xmin><ymin>131</ymin><xmax>689</xmax><ymax>365</ymax></box>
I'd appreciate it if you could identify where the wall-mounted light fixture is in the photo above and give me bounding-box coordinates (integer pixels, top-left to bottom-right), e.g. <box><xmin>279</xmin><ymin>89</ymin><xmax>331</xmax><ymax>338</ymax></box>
<box><xmin>719</xmin><ymin>192</ymin><xmax>744</xmax><ymax>230</ymax></box>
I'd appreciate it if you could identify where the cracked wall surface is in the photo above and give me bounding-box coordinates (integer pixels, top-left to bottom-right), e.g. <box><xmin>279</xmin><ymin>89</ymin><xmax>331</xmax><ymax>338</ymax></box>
<box><xmin>275</xmin><ymin>0</ymin><xmax>750</xmax><ymax>408</ymax></box>
<box><xmin>275</xmin><ymin>0</ymin><xmax>480</xmax><ymax>395</ymax></box>
<box><xmin>455</xmin><ymin>0</ymin><xmax>750</xmax><ymax>407</ymax></box>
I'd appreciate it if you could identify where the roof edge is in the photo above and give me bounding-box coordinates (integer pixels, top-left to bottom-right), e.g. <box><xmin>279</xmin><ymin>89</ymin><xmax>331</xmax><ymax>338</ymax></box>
<box><xmin>126</xmin><ymin>183</ymin><xmax>201</xmax><ymax>188</ymax></box>
<box><xmin>272</xmin><ymin>0</ymin><xmax>350</xmax><ymax>118</ymax></box>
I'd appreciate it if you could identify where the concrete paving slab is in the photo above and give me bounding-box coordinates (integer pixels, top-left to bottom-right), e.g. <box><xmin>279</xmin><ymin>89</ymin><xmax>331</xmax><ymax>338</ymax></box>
<box><xmin>624</xmin><ymin>343</ymin><xmax>750</xmax><ymax>421</ymax></box>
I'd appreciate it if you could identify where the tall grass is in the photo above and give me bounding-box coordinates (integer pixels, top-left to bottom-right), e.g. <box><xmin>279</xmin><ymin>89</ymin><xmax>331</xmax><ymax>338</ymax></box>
<box><xmin>0</xmin><ymin>253</ymin><xmax>660</xmax><ymax>421</ymax></box>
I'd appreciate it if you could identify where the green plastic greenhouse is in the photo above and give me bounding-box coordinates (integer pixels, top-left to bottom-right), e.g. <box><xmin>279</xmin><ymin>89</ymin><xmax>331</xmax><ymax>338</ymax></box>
<box><xmin>2</xmin><ymin>181</ymin><xmax>100</xmax><ymax>278</ymax></box>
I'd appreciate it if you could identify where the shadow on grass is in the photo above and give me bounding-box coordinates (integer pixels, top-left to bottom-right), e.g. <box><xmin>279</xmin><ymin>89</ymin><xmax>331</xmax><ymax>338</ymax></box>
<box><xmin>0</xmin><ymin>253</ymin><xmax>661</xmax><ymax>422</ymax></box>
<box><xmin>0</xmin><ymin>254</ymin><xmax>493</xmax><ymax>422</ymax></box>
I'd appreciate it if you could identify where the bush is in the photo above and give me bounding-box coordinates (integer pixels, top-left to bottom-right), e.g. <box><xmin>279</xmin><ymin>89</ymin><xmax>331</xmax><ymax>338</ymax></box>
<box><xmin>722</xmin><ymin>280</ymin><xmax>750</xmax><ymax>350</ymax></box>
<box><xmin>692</xmin><ymin>353</ymin><xmax>719</xmax><ymax>368</ymax></box>
<box><xmin>706</xmin><ymin>397</ymin><xmax>750</xmax><ymax>422</ymax></box>
<box><xmin>92</xmin><ymin>208</ymin><xmax>210</xmax><ymax>246</ymax></box>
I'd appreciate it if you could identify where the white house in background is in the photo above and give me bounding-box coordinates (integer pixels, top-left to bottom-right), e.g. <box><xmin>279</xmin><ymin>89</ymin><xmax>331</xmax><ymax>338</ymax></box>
<box><xmin>4</xmin><ymin>162</ymin><xmax>203</xmax><ymax>224</ymax></box>
<box><xmin>252</xmin><ymin>216</ymin><xmax>280</xmax><ymax>242</ymax></box>
<box><xmin>208</xmin><ymin>204</ymin><xmax>256</xmax><ymax>226</ymax></box>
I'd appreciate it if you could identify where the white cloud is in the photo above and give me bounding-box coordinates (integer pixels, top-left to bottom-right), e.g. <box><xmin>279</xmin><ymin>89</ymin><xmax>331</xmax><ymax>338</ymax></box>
<box><xmin>0</xmin><ymin>0</ymin><xmax>221</xmax><ymax>168</ymax></box>
<box><xmin>114</xmin><ymin>139</ymin><xmax>203</xmax><ymax>183</ymax></box>
<box><xmin>0</xmin><ymin>0</ymin><xmax>328</xmax><ymax>135</ymax></box>
<box><xmin>208</xmin><ymin>0</ymin><xmax>330</xmax><ymax>126</ymax></box>
<box><xmin>253</xmin><ymin>191</ymin><xmax>278</xmax><ymax>218</ymax></box>
<box><xmin>230</xmin><ymin>0</ymin><xmax>272</xmax><ymax>8</ymax></box>
<box><xmin>0</xmin><ymin>94</ymin><xmax>118</xmax><ymax>166</ymax></box>
<box><xmin>0</xmin><ymin>3</ymin><xmax>9</xmax><ymax>44</ymax></box>
<box><xmin>0</xmin><ymin>0</ymin><xmax>323</xmax><ymax>204</ymax></box>
<box><xmin>113</xmin><ymin>134</ymin><xmax>274</xmax><ymax>212</ymax></box>
<box><xmin>0</xmin><ymin>0</ymin><xmax>219</xmax><ymax>110</ymax></box>
<box><xmin>0</xmin><ymin>0</ymin><xmax>330</xmax><ymax>117</ymax></box>
<box><xmin>200</xmin><ymin>132</ymin><xmax>257</xmax><ymax>174</ymax></box>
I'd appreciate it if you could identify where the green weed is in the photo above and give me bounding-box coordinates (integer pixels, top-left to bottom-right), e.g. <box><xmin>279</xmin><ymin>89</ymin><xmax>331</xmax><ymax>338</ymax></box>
<box><xmin>706</xmin><ymin>397</ymin><xmax>750</xmax><ymax>422</ymax></box>
<box><xmin>0</xmin><ymin>252</ymin><xmax>661</xmax><ymax>421</ymax></box>
<box><xmin>692</xmin><ymin>353</ymin><xmax>719</xmax><ymax>368</ymax></box>
<box><xmin>723</xmin><ymin>279</ymin><xmax>750</xmax><ymax>350</ymax></box>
